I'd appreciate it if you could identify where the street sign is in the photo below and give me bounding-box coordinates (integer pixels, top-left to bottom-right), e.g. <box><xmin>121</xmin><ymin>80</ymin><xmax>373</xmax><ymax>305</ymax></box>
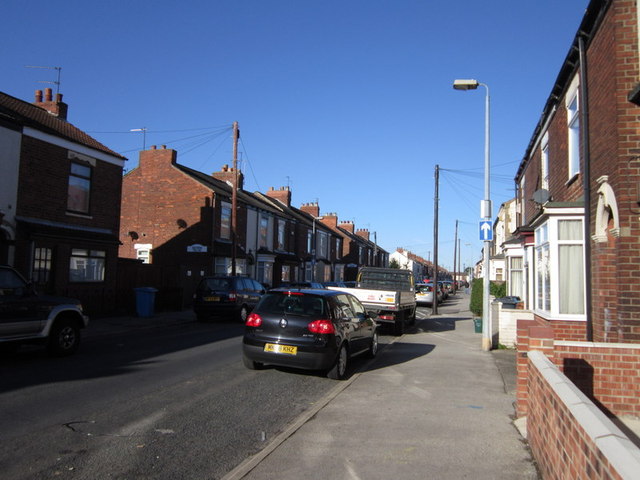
<box><xmin>479</xmin><ymin>220</ymin><xmax>493</xmax><ymax>241</ymax></box>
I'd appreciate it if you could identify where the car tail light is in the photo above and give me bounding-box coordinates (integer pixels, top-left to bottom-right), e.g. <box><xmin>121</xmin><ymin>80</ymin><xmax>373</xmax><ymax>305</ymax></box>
<box><xmin>228</xmin><ymin>291</ymin><xmax>237</xmax><ymax>301</ymax></box>
<box><xmin>308</xmin><ymin>319</ymin><xmax>335</xmax><ymax>334</ymax></box>
<box><xmin>246</xmin><ymin>313</ymin><xmax>262</xmax><ymax>327</ymax></box>
<box><xmin>378</xmin><ymin>314</ymin><xmax>395</xmax><ymax>321</ymax></box>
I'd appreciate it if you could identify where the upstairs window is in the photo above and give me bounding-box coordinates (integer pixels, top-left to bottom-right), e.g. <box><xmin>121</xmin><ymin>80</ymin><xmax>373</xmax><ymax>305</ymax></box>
<box><xmin>220</xmin><ymin>203</ymin><xmax>231</xmax><ymax>240</ymax></box>
<box><xmin>277</xmin><ymin>219</ymin><xmax>286</xmax><ymax>251</ymax></box>
<box><xmin>259</xmin><ymin>216</ymin><xmax>269</xmax><ymax>249</ymax></box>
<box><xmin>67</xmin><ymin>162</ymin><xmax>91</xmax><ymax>213</ymax></box>
<box><xmin>541</xmin><ymin>134</ymin><xmax>549</xmax><ymax>190</ymax></box>
<box><xmin>567</xmin><ymin>90</ymin><xmax>580</xmax><ymax>179</ymax></box>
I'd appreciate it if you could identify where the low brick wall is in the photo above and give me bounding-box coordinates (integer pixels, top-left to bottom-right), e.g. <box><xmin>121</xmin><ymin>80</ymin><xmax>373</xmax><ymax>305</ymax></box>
<box><xmin>555</xmin><ymin>341</ymin><xmax>640</xmax><ymax>418</ymax></box>
<box><xmin>527</xmin><ymin>351</ymin><xmax>640</xmax><ymax>480</ymax></box>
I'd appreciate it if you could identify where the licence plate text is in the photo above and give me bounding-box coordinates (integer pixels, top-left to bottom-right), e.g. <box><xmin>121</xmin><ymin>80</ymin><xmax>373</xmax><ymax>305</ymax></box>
<box><xmin>264</xmin><ymin>343</ymin><xmax>297</xmax><ymax>355</ymax></box>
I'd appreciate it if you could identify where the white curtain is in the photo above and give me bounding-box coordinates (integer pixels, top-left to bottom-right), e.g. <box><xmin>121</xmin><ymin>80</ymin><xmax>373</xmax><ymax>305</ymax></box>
<box><xmin>558</xmin><ymin>220</ymin><xmax>584</xmax><ymax>314</ymax></box>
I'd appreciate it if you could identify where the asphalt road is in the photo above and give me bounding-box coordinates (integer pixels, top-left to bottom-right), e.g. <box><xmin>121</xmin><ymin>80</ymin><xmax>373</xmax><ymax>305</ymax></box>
<box><xmin>0</xmin><ymin>309</ymin><xmax>416</xmax><ymax>479</ymax></box>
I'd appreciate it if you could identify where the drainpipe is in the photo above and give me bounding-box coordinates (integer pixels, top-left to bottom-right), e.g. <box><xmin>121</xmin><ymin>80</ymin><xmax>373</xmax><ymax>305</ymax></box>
<box><xmin>579</xmin><ymin>34</ymin><xmax>593</xmax><ymax>341</ymax></box>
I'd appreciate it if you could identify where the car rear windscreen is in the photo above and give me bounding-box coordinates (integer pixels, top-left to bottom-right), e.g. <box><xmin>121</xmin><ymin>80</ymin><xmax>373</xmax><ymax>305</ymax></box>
<box><xmin>258</xmin><ymin>293</ymin><xmax>326</xmax><ymax>317</ymax></box>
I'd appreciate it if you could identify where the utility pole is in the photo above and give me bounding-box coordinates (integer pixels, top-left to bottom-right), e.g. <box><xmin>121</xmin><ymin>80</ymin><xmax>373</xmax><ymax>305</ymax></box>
<box><xmin>231</xmin><ymin>121</ymin><xmax>239</xmax><ymax>276</ymax></box>
<box><xmin>432</xmin><ymin>165</ymin><xmax>439</xmax><ymax>315</ymax></box>
<box><xmin>453</xmin><ymin>219</ymin><xmax>458</xmax><ymax>289</ymax></box>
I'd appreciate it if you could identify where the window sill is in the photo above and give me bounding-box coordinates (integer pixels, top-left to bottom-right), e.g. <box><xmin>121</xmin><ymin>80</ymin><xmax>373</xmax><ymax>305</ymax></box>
<box><xmin>66</xmin><ymin>211</ymin><xmax>93</xmax><ymax>219</ymax></box>
<box><xmin>565</xmin><ymin>173</ymin><xmax>579</xmax><ymax>187</ymax></box>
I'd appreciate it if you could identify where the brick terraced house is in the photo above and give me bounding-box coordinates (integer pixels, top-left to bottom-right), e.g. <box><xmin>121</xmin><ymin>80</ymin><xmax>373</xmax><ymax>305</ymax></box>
<box><xmin>509</xmin><ymin>1</ymin><xmax>640</xmax><ymax>477</ymax></box>
<box><xmin>119</xmin><ymin>146</ymin><xmax>385</xmax><ymax>305</ymax></box>
<box><xmin>0</xmin><ymin>89</ymin><xmax>126</xmax><ymax>313</ymax></box>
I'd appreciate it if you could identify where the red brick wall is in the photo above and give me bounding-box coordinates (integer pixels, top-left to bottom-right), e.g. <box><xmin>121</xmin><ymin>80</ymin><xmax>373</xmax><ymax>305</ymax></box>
<box><xmin>555</xmin><ymin>341</ymin><xmax>640</xmax><ymax>416</ymax></box>
<box><xmin>119</xmin><ymin>147</ymin><xmax>216</xmax><ymax>265</ymax></box>
<box><xmin>527</xmin><ymin>352</ymin><xmax>629</xmax><ymax>480</ymax></box>
<box><xmin>18</xmin><ymin>136</ymin><xmax>122</xmax><ymax>232</ymax></box>
<box><xmin>588</xmin><ymin>0</ymin><xmax>640</xmax><ymax>343</ymax></box>
<box><xmin>518</xmin><ymin>317</ymin><xmax>640</xmax><ymax>417</ymax></box>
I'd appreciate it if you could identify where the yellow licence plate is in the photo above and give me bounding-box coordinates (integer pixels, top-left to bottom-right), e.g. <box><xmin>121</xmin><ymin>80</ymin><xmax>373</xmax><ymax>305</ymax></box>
<box><xmin>264</xmin><ymin>343</ymin><xmax>297</xmax><ymax>355</ymax></box>
<box><xmin>204</xmin><ymin>296</ymin><xmax>220</xmax><ymax>302</ymax></box>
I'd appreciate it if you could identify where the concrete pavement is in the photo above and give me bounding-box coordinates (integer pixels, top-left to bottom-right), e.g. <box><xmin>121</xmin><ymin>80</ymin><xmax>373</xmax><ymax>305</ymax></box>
<box><xmin>224</xmin><ymin>292</ymin><xmax>538</xmax><ymax>480</ymax></box>
<box><xmin>84</xmin><ymin>294</ymin><xmax>538</xmax><ymax>479</ymax></box>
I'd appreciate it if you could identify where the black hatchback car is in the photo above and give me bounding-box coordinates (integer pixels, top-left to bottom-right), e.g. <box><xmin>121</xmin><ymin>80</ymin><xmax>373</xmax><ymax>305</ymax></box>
<box><xmin>242</xmin><ymin>289</ymin><xmax>378</xmax><ymax>380</ymax></box>
<box><xmin>193</xmin><ymin>276</ymin><xmax>266</xmax><ymax>322</ymax></box>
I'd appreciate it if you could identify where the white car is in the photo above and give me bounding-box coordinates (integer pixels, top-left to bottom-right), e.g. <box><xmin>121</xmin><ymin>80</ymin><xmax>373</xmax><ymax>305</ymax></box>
<box><xmin>415</xmin><ymin>283</ymin><xmax>435</xmax><ymax>306</ymax></box>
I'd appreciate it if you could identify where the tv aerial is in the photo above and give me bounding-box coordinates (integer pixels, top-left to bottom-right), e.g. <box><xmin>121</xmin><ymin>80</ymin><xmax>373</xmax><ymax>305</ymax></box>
<box><xmin>25</xmin><ymin>65</ymin><xmax>62</xmax><ymax>94</ymax></box>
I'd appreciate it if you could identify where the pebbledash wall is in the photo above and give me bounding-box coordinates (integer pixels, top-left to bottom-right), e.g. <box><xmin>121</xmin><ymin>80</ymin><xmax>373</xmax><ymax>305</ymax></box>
<box><xmin>517</xmin><ymin>319</ymin><xmax>640</xmax><ymax>479</ymax></box>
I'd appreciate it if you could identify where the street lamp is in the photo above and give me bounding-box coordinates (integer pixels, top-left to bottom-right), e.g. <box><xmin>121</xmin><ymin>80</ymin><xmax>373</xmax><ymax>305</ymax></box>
<box><xmin>453</xmin><ymin>78</ymin><xmax>492</xmax><ymax>351</ymax></box>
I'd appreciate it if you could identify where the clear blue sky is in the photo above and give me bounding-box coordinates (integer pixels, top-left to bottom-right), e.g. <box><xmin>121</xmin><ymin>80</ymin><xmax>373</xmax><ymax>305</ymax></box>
<box><xmin>4</xmin><ymin>0</ymin><xmax>590</xmax><ymax>271</ymax></box>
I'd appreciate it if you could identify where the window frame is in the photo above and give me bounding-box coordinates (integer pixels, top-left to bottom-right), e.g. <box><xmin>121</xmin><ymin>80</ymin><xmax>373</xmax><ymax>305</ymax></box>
<box><xmin>69</xmin><ymin>248</ymin><xmax>106</xmax><ymax>283</ymax></box>
<box><xmin>67</xmin><ymin>162</ymin><xmax>92</xmax><ymax>214</ymax></box>
<box><xmin>533</xmin><ymin>214</ymin><xmax>585</xmax><ymax>320</ymax></box>
<box><xmin>220</xmin><ymin>202</ymin><xmax>231</xmax><ymax>240</ymax></box>
<box><xmin>566</xmin><ymin>80</ymin><xmax>580</xmax><ymax>181</ymax></box>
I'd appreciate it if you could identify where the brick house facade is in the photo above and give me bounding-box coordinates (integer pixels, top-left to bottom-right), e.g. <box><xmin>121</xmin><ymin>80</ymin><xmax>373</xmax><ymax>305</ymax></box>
<box><xmin>0</xmin><ymin>89</ymin><xmax>126</xmax><ymax>313</ymax></box>
<box><xmin>120</xmin><ymin>147</ymin><xmax>381</xmax><ymax>301</ymax></box>
<box><xmin>511</xmin><ymin>2</ymin><xmax>640</xmax><ymax>475</ymax></box>
<box><xmin>513</xmin><ymin>0</ymin><xmax>640</xmax><ymax>343</ymax></box>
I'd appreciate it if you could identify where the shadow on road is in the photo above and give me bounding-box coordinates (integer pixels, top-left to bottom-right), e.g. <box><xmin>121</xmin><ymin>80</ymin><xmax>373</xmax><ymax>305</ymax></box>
<box><xmin>0</xmin><ymin>319</ymin><xmax>244</xmax><ymax>394</ymax></box>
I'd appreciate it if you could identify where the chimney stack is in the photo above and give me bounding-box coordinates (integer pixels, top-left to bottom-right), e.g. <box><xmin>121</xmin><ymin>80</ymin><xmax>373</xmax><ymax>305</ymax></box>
<box><xmin>213</xmin><ymin>164</ymin><xmax>244</xmax><ymax>190</ymax></box>
<box><xmin>300</xmin><ymin>202</ymin><xmax>320</xmax><ymax>218</ymax></box>
<box><xmin>339</xmin><ymin>220</ymin><xmax>355</xmax><ymax>234</ymax></box>
<box><xmin>265</xmin><ymin>186</ymin><xmax>292</xmax><ymax>207</ymax></box>
<box><xmin>33</xmin><ymin>88</ymin><xmax>68</xmax><ymax>120</ymax></box>
<box><xmin>138</xmin><ymin>145</ymin><xmax>178</xmax><ymax>172</ymax></box>
<box><xmin>356</xmin><ymin>228</ymin><xmax>370</xmax><ymax>241</ymax></box>
<box><xmin>321</xmin><ymin>213</ymin><xmax>338</xmax><ymax>230</ymax></box>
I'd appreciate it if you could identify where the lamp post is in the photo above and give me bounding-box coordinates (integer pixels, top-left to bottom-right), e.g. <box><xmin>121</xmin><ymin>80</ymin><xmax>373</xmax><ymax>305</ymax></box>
<box><xmin>453</xmin><ymin>79</ymin><xmax>492</xmax><ymax>351</ymax></box>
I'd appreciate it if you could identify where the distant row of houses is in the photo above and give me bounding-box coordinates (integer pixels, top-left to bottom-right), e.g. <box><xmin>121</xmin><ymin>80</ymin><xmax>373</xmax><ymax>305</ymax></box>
<box><xmin>0</xmin><ymin>88</ymin><xmax>387</xmax><ymax>313</ymax></box>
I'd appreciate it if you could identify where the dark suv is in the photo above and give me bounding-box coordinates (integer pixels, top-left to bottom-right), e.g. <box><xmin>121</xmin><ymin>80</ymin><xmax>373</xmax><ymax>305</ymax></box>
<box><xmin>0</xmin><ymin>265</ymin><xmax>89</xmax><ymax>356</ymax></box>
<box><xmin>193</xmin><ymin>275</ymin><xmax>266</xmax><ymax>322</ymax></box>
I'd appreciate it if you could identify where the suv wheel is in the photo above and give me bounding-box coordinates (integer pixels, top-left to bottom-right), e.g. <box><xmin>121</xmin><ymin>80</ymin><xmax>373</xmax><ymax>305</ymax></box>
<box><xmin>47</xmin><ymin>318</ymin><xmax>81</xmax><ymax>357</ymax></box>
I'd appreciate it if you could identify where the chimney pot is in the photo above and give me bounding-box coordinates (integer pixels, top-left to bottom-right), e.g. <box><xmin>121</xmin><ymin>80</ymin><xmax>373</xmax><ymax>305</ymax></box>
<box><xmin>44</xmin><ymin>88</ymin><xmax>53</xmax><ymax>102</ymax></box>
<box><xmin>35</xmin><ymin>90</ymin><xmax>43</xmax><ymax>102</ymax></box>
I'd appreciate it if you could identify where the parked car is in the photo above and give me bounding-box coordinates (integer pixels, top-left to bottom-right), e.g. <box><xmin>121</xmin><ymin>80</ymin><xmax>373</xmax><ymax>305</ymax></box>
<box><xmin>242</xmin><ymin>289</ymin><xmax>378</xmax><ymax>380</ymax></box>
<box><xmin>278</xmin><ymin>281</ymin><xmax>325</xmax><ymax>289</ymax></box>
<box><xmin>0</xmin><ymin>265</ymin><xmax>88</xmax><ymax>356</ymax></box>
<box><xmin>193</xmin><ymin>275</ymin><xmax>265</xmax><ymax>322</ymax></box>
<box><xmin>415</xmin><ymin>283</ymin><xmax>435</xmax><ymax>306</ymax></box>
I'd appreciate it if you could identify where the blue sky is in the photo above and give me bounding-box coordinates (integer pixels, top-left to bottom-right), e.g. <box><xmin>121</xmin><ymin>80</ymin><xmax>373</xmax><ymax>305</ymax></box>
<box><xmin>4</xmin><ymin>0</ymin><xmax>590</xmax><ymax>271</ymax></box>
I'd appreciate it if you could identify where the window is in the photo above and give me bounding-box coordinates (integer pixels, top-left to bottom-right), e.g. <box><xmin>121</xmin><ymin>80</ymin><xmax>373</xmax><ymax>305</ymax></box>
<box><xmin>281</xmin><ymin>265</ymin><xmax>290</xmax><ymax>282</ymax></box>
<box><xmin>336</xmin><ymin>238</ymin><xmax>342</xmax><ymax>259</ymax></box>
<box><xmin>567</xmin><ymin>91</ymin><xmax>580</xmax><ymax>179</ymax></box>
<box><xmin>33</xmin><ymin>247</ymin><xmax>52</xmax><ymax>284</ymax></box>
<box><xmin>69</xmin><ymin>249</ymin><xmax>105</xmax><ymax>282</ymax></box>
<box><xmin>220</xmin><ymin>203</ymin><xmax>231</xmax><ymax>240</ymax></box>
<box><xmin>257</xmin><ymin>260</ymin><xmax>272</xmax><ymax>286</ymax></box>
<box><xmin>535</xmin><ymin>224</ymin><xmax>550</xmax><ymax>312</ymax></box>
<box><xmin>318</xmin><ymin>231</ymin><xmax>328</xmax><ymax>258</ymax></box>
<box><xmin>259</xmin><ymin>216</ymin><xmax>269</xmax><ymax>249</ymax></box>
<box><xmin>534</xmin><ymin>216</ymin><xmax>584</xmax><ymax>317</ymax></box>
<box><xmin>541</xmin><ymin>134</ymin><xmax>549</xmax><ymax>190</ymax></box>
<box><xmin>215</xmin><ymin>257</ymin><xmax>246</xmax><ymax>275</ymax></box>
<box><xmin>558</xmin><ymin>220</ymin><xmax>584</xmax><ymax>314</ymax></box>
<box><xmin>277</xmin><ymin>219</ymin><xmax>286</xmax><ymax>251</ymax></box>
<box><xmin>67</xmin><ymin>162</ymin><xmax>91</xmax><ymax>213</ymax></box>
<box><xmin>509</xmin><ymin>256</ymin><xmax>523</xmax><ymax>299</ymax></box>
<box><xmin>307</xmin><ymin>230</ymin><xmax>313</xmax><ymax>254</ymax></box>
<box><xmin>135</xmin><ymin>243</ymin><xmax>152</xmax><ymax>264</ymax></box>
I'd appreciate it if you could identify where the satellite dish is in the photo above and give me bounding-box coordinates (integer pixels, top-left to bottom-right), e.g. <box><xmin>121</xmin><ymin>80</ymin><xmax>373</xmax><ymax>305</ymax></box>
<box><xmin>533</xmin><ymin>189</ymin><xmax>551</xmax><ymax>204</ymax></box>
